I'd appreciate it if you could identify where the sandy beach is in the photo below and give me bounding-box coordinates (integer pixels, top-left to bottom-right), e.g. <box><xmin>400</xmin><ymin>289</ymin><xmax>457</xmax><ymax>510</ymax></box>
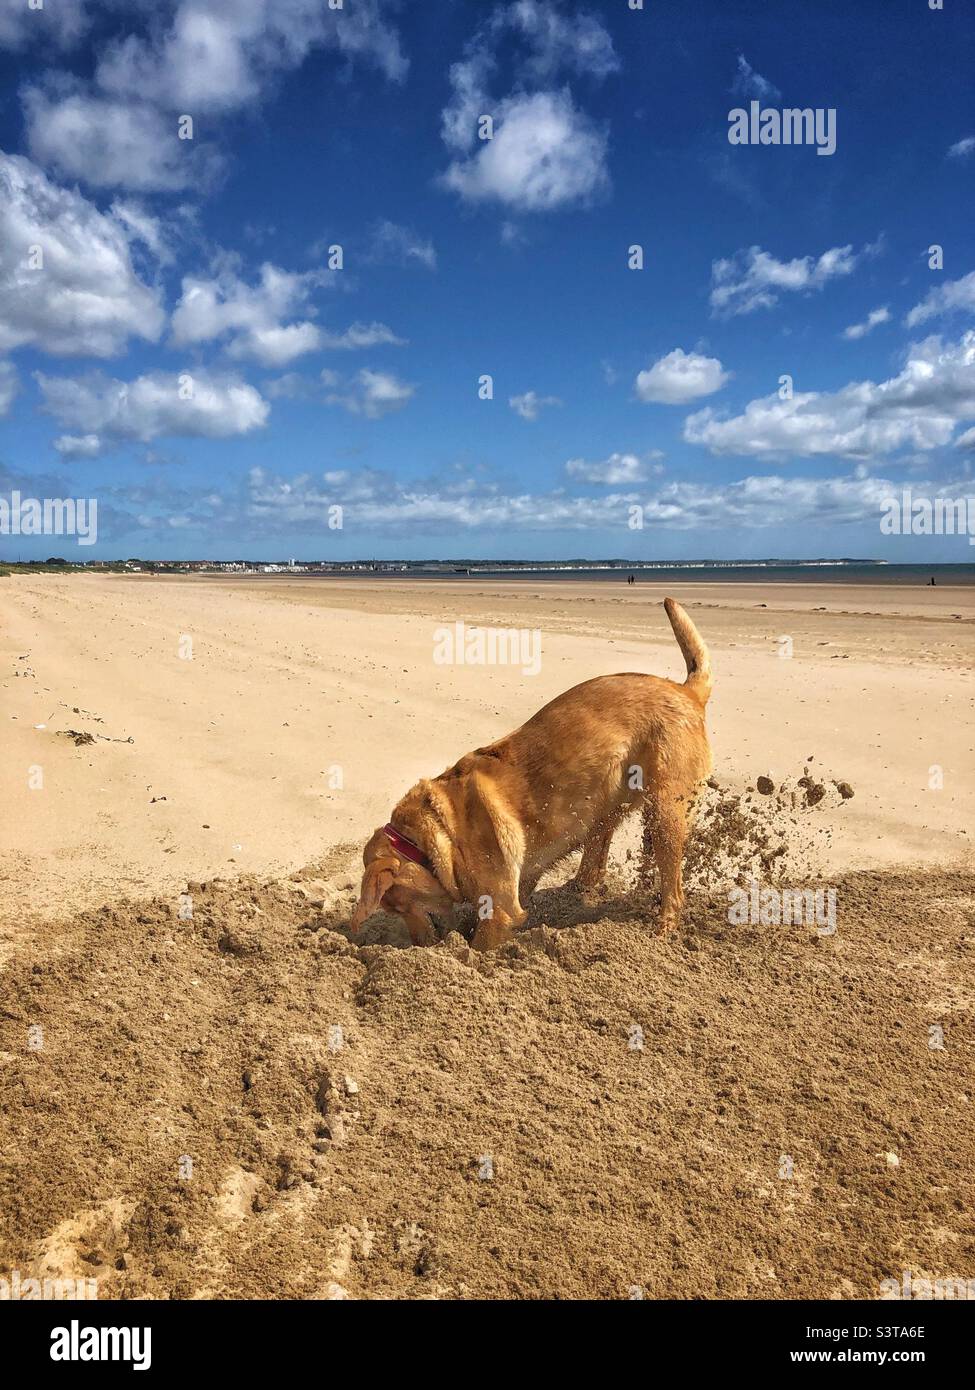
<box><xmin>1</xmin><ymin>573</ymin><xmax>973</xmax><ymax>1299</ymax></box>
<box><xmin>2</xmin><ymin>573</ymin><xmax>972</xmax><ymax>924</ymax></box>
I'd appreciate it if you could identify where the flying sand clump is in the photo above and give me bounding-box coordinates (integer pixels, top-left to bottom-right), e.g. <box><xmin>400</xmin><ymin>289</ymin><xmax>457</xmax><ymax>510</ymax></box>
<box><xmin>682</xmin><ymin>767</ymin><xmax>855</xmax><ymax>896</ymax></box>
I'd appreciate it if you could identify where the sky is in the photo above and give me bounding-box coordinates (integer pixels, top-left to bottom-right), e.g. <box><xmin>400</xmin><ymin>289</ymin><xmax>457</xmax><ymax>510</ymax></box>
<box><xmin>0</xmin><ymin>0</ymin><xmax>973</xmax><ymax>562</ymax></box>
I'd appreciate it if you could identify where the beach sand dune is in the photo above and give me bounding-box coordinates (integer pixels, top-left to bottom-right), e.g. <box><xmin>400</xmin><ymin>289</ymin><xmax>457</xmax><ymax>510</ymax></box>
<box><xmin>1</xmin><ymin>573</ymin><xmax>973</xmax><ymax>1298</ymax></box>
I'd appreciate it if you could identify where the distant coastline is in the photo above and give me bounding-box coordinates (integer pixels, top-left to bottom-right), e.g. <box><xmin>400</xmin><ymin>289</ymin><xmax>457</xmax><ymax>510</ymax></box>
<box><xmin>4</xmin><ymin>558</ymin><xmax>974</xmax><ymax>584</ymax></box>
<box><xmin>0</xmin><ymin>555</ymin><xmax>899</xmax><ymax>573</ymax></box>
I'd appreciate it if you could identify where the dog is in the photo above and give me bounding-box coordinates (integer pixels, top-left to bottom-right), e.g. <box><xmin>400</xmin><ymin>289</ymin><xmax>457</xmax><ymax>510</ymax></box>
<box><xmin>352</xmin><ymin>597</ymin><xmax>712</xmax><ymax>950</ymax></box>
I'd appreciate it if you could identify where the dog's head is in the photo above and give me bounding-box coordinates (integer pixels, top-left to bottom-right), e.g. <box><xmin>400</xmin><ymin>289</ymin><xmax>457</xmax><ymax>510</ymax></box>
<box><xmin>351</xmin><ymin>826</ymin><xmax>453</xmax><ymax>942</ymax></box>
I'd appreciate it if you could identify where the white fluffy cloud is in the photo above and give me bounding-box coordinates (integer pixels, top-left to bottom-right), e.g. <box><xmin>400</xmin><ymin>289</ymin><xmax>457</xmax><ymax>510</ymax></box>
<box><xmin>54</xmin><ymin>433</ymin><xmax>103</xmax><ymax>459</ymax></box>
<box><xmin>636</xmin><ymin>349</ymin><xmax>730</xmax><ymax>405</ymax></box>
<box><xmin>171</xmin><ymin>262</ymin><xmax>402</xmax><ymax>364</ymax></box>
<box><xmin>630</xmin><ymin>473</ymin><xmax>916</xmax><ymax>532</ymax></box>
<box><xmin>509</xmin><ymin>389</ymin><xmax>561</xmax><ymax>420</ymax></box>
<box><xmin>21</xmin><ymin>1</ymin><xmax>405</xmax><ymax>194</ymax></box>
<box><xmin>440</xmin><ymin>2</ymin><xmax>616</xmax><ymax>212</ymax></box>
<box><xmin>905</xmin><ymin>270</ymin><xmax>975</xmax><ymax>327</ymax></box>
<box><xmin>684</xmin><ymin>332</ymin><xmax>975</xmax><ymax>460</ymax></box>
<box><xmin>240</xmin><ymin>464</ymin><xmax>931</xmax><ymax>536</ymax></box>
<box><xmin>321</xmin><ymin>368</ymin><xmax>415</xmax><ymax>418</ymax></box>
<box><xmin>5</xmin><ymin>454</ymin><xmax>964</xmax><ymax>542</ymax></box>
<box><xmin>170</xmin><ymin>262</ymin><xmax>336</xmax><ymax>366</ymax></box>
<box><xmin>948</xmin><ymin>136</ymin><xmax>975</xmax><ymax>160</ymax></box>
<box><xmin>36</xmin><ymin>369</ymin><xmax>270</xmax><ymax>445</ymax></box>
<box><xmin>499</xmin><ymin>1</ymin><xmax>619</xmax><ymax>82</ymax></box>
<box><xmin>0</xmin><ymin>0</ymin><xmax>87</xmax><ymax>50</ymax></box>
<box><xmin>442</xmin><ymin>90</ymin><xmax>609</xmax><ymax>212</ymax></box>
<box><xmin>565</xmin><ymin>452</ymin><xmax>663</xmax><ymax>484</ymax></box>
<box><xmin>0</xmin><ymin>152</ymin><xmax>165</xmax><ymax>357</ymax></box>
<box><xmin>318</xmin><ymin>322</ymin><xmax>405</xmax><ymax>351</ymax></box>
<box><xmin>442</xmin><ymin>0</ymin><xmax>617</xmax><ymax>146</ymax></box>
<box><xmin>842</xmin><ymin>306</ymin><xmax>890</xmax><ymax>340</ymax></box>
<box><xmin>110</xmin><ymin>199</ymin><xmax>181</xmax><ymax>266</ymax></box>
<box><xmin>23</xmin><ymin>84</ymin><xmax>222</xmax><ymax>193</ymax></box>
<box><xmin>710</xmin><ymin>244</ymin><xmax>859</xmax><ymax>317</ymax></box>
<box><xmin>95</xmin><ymin>0</ymin><xmax>407</xmax><ymax>113</ymax></box>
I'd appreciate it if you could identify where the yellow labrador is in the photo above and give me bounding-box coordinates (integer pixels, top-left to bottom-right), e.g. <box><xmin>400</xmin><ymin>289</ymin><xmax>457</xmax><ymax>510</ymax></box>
<box><xmin>352</xmin><ymin>598</ymin><xmax>712</xmax><ymax>949</ymax></box>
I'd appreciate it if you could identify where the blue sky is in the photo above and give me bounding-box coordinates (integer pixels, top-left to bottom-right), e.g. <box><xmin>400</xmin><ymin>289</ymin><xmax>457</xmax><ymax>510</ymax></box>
<box><xmin>1</xmin><ymin>0</ymin><xmax>973</xmax><ymax>561</ymax></box>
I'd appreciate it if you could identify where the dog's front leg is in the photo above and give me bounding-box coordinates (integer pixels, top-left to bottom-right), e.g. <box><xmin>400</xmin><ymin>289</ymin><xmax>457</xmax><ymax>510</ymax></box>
<box><xmin>470</xmin><ymin>875</ymin><xmax>527</xmax><ymax>951</ymax></box>
<box><xmin>471</xmin><ymin>904</ymin><xmax>525</xmax><ymax>951</ymax></box>
<box><xmin>519</xmin><ymin>869</ymin><xmax>540</xmax><ymax>901</ymax></box>
<box><xmin>402</xmin><ymin>907</ymin><xmax>437</xmax><ymax>946</ymax></box>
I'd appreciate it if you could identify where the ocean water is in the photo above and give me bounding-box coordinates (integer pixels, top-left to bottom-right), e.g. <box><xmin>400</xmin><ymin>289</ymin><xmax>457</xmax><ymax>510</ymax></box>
<box><xmin>346</xmin><ymin>563</ymin><xmax>975</xmax><ymax>586</ymax></box>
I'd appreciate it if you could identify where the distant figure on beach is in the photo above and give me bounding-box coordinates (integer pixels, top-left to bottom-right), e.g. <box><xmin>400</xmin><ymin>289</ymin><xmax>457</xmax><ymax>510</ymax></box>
<box><xmin>929</xmin><ymin>575</ymin><xmax>937</xmax><ymax>586</ymax></box>
<box><xmin>627</xmin><ymin>573</ymin><xmax>635</xmax><ymax>585</ymax></box>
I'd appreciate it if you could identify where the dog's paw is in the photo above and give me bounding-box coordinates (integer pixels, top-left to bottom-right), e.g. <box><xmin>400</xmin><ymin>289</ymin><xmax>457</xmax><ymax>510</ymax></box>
<box><xmin>568</xmin><ymin>878</ymin><xmax>606</xmax><ymax>907</ymax></box>
<box><xmin>470</xmin><ymin>921</ymin><xmax>514</xmax><ymax>952</ymax></box>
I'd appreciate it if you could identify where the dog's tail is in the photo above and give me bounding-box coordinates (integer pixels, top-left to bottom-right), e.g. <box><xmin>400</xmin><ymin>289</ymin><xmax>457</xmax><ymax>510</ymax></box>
<box><xmin>664</xmin><ymin>597</ymin><xmax>712</xmax><ymax>705</ymax></box>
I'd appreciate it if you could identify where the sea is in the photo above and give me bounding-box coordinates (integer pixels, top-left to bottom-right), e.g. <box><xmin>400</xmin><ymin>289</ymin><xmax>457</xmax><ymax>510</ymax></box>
<box><xmin>341</xmin><ymin>563</ymin><xmax>975</xmax><ymax>586</ymax></box>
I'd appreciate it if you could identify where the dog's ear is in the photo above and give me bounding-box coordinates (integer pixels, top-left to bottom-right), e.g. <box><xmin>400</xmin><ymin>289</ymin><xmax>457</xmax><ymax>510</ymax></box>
<box><xmin>351</xmin><ymin>855</ymin><xmax>399</xmax><ymax>928</ymax></box>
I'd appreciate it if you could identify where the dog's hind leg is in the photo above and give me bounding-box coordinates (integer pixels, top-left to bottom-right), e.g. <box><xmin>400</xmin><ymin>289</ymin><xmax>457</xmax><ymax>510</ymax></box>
<box><xmin>644</xmin><ymin>791</ymin><xmax>693</xmax><ymax>935</ymax></box>
<box><xmin>573</xmin><ymin>806</ymin><xmax>628</xmax><ymax>898</ymax></box>
<box><xmin>639</xmin><ymin>800</ymin><xmax>655</xmax><ymax>882</ymax></box>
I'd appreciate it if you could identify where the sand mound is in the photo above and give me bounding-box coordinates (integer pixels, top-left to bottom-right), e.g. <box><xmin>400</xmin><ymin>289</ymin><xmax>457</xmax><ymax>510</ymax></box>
<box><xmin>2</xmin><ymin>845</ymin><xmax>973</xmax><ymax>1299</ymax></box>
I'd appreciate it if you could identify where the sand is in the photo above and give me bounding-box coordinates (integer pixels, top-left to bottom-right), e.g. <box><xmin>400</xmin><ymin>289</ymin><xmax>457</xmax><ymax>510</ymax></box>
<box><xmin>1</xmin><ymin>573</ymin><xmax>973</xmax><ymax>1299</ymax></box>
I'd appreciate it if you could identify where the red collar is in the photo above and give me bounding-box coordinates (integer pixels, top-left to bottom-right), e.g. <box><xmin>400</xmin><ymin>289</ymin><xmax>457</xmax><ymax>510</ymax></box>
<box><xmin>382</xmin><ymin>822</ymin><xmax>432</xmax><ymax>873</ymax></box>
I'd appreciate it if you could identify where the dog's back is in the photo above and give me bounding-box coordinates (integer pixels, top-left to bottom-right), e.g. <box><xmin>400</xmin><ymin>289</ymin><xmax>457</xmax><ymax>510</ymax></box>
<box><xmin>446</xmin><ymin>599</ymin><xmax>713</xmax><ymax>867</ymax></box>
<box><xmin>476</xmin><ymin>597</ymin><xmax>711</xmax><ymax>774</ymax></box>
